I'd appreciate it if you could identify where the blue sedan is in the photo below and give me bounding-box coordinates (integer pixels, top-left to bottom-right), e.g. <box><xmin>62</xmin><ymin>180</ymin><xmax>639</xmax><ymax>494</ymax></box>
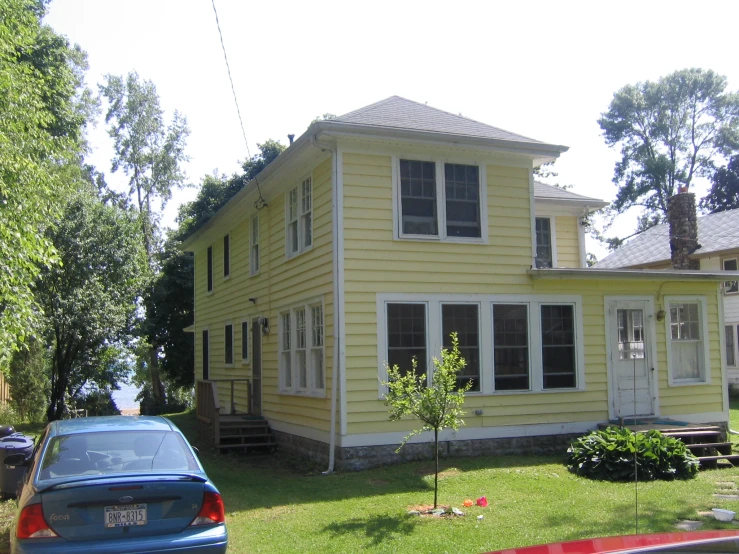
<box><xmin>8</xmin><ymin>416</ymin><xmax>227</xmax><ymax>554</ymax></box>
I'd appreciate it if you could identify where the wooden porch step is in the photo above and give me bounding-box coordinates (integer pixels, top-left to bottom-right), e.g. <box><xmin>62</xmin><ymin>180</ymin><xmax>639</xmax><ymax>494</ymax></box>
<box><xmin>686</xmin><ymin>442</ymin><xmax>733</xmax><ymax>455</ymax></box>
<box><xmin>214</xmin><ymin>440</ymin><xmax>278</xmax><ymax>450</ymax></box>
<box><xmin>661</xmin><ymin>430</ymin><xmax>722</xmax><ymax>439</ymax></box>
<box><xmin>697</xmin><ymin>455</ymin><xmax>739</xmax><ymax>469</ymax></box>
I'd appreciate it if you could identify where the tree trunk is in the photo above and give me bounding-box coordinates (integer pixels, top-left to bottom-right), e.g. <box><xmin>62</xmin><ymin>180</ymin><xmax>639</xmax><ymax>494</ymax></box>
<box><xmin>47</xmin><ymin>371</ymin><xmax>68</xmax><ymax>421</ymax></box>
<box><xmin>434</xmin><ymin>428</ymin><xmax>439</xmax><ymax>509</ymax></box>
<box><xmin>149</xmin><ymin>343</ymin><xmax>165</xmax><ymax>411</ymax></box>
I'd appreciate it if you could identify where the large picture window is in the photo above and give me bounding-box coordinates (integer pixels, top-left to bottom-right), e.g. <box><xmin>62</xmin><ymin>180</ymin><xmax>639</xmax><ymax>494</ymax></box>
<box><xmin>493</xmin><ymin>304</ymin><xmax>529</xmax><ymax>391</ymax></box>
<box><xmin>386</xmin><ymin>303</ymin><xmax>427</xmax><ymax>378</ymax></box>
<box><xmin>442</xmin><ymin>304</ymin><xmax>480</xmax><ymax>391</ymax></box>
<box><xmin>279</xmin><ymin>300</ymin><xmax>325</xmax><ymax>395</ymax></box>
<box><xmin>286</xmin><ymin>177</ymin><xmax>312</xmax><ymax>258</ymax></box>
<box><xmin>396</xmin><ymin>158</ymin><xmax>485</xmax><ymax>242</ymax></box>
<box><xmin>540</xmin><ymin>305</ymin><xmax>576</xmax><ymax>389</ymax></box>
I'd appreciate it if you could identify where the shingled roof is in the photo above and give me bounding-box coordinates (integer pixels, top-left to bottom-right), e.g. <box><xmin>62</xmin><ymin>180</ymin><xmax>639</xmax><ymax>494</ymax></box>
<box><xmin>332</xmin><ymin>96</ymin><xmax>548</xmax><ymax>145</ymax></box>
<box><xmin>595</xmin><ymin>208</ymin><xmax>739</xmax><ymax>269</ymax></box>
<box><xmin>534</xmin><ymin>181</ymin><xmax>607</xmax><ymax>205</ymax></box>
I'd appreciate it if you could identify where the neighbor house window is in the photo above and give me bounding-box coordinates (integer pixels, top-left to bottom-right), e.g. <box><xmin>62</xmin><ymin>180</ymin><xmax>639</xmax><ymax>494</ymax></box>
<box><xmin>224</xmin><ymin>324</ymin><xmax>233</xmax><ymax>365</ymax></box>
<box><xmin>397</xmin><ymin>159</ymin><xmax>484</xmax><ymax>242</ymax></box>
<box><xmin>724</xmin><ymin>259</ymin><xmax>738</xmax><ymax>294</ymax></box>
<box><xmin>279</xmin><ymin>300</ymin><xmax>325</xmax><ymax>394</ymax></box>
<box><xmin>535</xmin><ymin>217</ymin><xmax>553</xmax><ymax>268</ymax></box>
<box><xmin>541</xmin><ymin>304</ymin><xmax>576</xmax><ymax>389</ymax></box>
<box><xmin>442</xmin><ymin>304</ymin><xmax>480</xmax><ymax>391</ymax></box>
<box><xmin>726</xmin><ymin>325</ymin><xmax>736</xmax><ymax>368</ymax></box>
<box><xmin>386</xmin><ymin>303</ymin><xmax>427</xmax><ymax>378</ymax></box>
<box><xmin>202</xmin><ymin>330</ymin><xmax>209</xmax><ymax>380</ymax></box>
<box><xmin>223</xmin><ymin>234</ymin><xmax>230</xmax><ymax>278</ymax></box>
<box><xmin>667</xmin><ymin>300</ymin><xmax>707</xmax><ymax>382</ymax></box>
<box><xmin>286</xmin><ymin>177</ymin><xmax>312</xmax><ymax>257</ymax></box>
<box><xmin>493</xmin><ymin>304</ymin><xmax>529</xmax><ymax>391</ymax></box>
<box><xmin>250</xmin><ymin>214</ymin><xmax>259</xmax><ymax>275</ymax></box>
<box><xmin>206</xmin><ymin>246</ymin><xmax>213</xmax><ymax>292</ymax></box>
<box><xmin>241</xmin><ymin>321</ymin><xmax>249</xmax><ymax>362</ymax></box>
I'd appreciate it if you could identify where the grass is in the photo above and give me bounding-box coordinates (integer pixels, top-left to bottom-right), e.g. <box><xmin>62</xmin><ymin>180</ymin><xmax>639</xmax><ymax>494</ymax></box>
<box><xmin>1</xmin><ymin>413</ymin><xmax>739</xmax><ymax>554</ymax></box>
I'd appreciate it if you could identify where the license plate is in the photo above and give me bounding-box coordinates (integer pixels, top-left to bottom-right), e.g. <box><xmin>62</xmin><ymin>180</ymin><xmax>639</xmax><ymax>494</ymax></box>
<box><xmin>104</xmin><ymin>504</ymin><xmax>147</xmax><ymax>528</ymax></box>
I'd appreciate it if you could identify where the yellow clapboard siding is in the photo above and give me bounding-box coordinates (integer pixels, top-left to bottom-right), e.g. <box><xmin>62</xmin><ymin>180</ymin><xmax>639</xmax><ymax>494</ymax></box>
<box><xmin>555</xmin><ymin>215</ymin><xmax>580</xmax><ymax>268</ymax></box>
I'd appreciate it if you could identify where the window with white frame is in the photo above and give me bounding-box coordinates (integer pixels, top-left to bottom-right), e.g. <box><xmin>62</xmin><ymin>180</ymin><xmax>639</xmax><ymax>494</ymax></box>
<box><xmin>724</xmin><ymin>258</ymin><xmax>738</xmax><ymax>294</ymax></box>
<box><xmin>726</xmin><ymin>325</ymin><xmax>736</xmax><ymax>368</ymax></box>
<box><xmin>250</xmin><ymin>214</ymin><xmax>259</xmax><ymax>275</ymax></box>
<box><xmin>279</xmin><ymin>301</ymin><xmax>325</xmax><ymax>394</ymax></box>
<box><xmin>286</xmin><ymin>177</ymin><xmax>312</xmax><ymax>257</ymax></box>
<box><xmin>667</xmin><ymin>299</ymin><xmax>708</xmax><ymax>382</ymax></box>
<box><xmin>241</xmin><ymin>321</ymin><xmax>249</xmax><ymax>362</ymax></box>
<box><xmin>535</xmin><ymin>217</ymin><xmax>553</xmax><ymax>268</ymax></box>
<box><xmin>441</xmin><ymin>304</ymin><xmax>480</xmax><ymax>391</ymax></box>
<box><xmin>224</xmin><ymin>324</ymin><xmax>233</xmax><ymax>365</ymax></box>
<box><xmin>397</xmin><ymin>159</ymin><xmax>484</xmax><ymax>241</ymax></box>
<box><xmin>379</xmin><ymin>296</ymin><xmax>582</xmax><ymax>395</ymax></box>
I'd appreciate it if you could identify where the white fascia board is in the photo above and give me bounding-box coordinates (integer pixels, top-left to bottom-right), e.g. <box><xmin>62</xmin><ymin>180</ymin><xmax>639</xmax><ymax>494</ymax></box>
<box><xmin>529</xmin><ymin>268</ymin><xmax>737</xmax><ymax>281</ymax></box>
<box><xmin>534</xmin><ymin>199</ymin><xmax>609</xmax><ymax>214</ymax></box>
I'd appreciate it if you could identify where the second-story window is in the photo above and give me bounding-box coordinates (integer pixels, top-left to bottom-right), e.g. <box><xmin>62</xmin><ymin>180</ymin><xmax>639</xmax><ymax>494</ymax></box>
<box><xmin>724</xmin><ymin>258</ymin><xmax>738</xmax><ymax>294</ymax></box>
<box><xmin>206</xmin><ymin>246</ymin><xmax>213</xmax><ymax>292</ymax></box>
<box><xmin>223</xmin><ymin>234</ymin><xmax>230</xmax><ymax>278</ymax></box>
<box><xmin>286</xmin><ymin>177</ymin><xmax>313</xmax><ymax>258</ymax></box>
<box><xmin>250</xmin><ymin>214</ymin><xmax>259</xmax><ymax>275</ymax></box>
<box><xmin>397</xmin><ymin>159</ymin><xmax>484</xmax><ymax>242</ymax></box>
<box><xmin>535</xmin><ymin>217</ymin><xmax>553</xmax><ymax>268</ymax></box>
<box><xmin>224</xmin><ymin>324</ymin><xmax>233</xmax><ymax>365</ymax></box>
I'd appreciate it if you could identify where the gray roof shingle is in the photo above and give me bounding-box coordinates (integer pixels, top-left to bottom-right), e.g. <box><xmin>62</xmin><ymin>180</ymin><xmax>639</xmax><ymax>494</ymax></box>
<box><xmin>595</xmin><ymin>208</ymin><xmax>739</xmax><ymax>268</ymax></box>
<box><xmin>333</xmin><ymin>96</ymin><xmax>547</xmax><ymax>145</ymax></box>
<box><xmin>533</xmin><ymin>181</ymin><xmax>606</xmax><ymax>204</ymax></box>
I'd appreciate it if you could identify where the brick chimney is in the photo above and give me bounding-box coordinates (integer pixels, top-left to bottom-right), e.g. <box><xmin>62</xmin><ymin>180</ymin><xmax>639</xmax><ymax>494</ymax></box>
<box><xmin>667</xmin><ymin>191</ymin><xmax>700</xmax><ymax>270</ymax></box>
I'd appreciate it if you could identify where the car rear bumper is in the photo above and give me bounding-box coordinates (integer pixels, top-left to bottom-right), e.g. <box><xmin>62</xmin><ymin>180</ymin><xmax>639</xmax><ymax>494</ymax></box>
<box><xmin>12</xmin><ymin>523</ymin><xmax>227</xmax><ymax>554</ymax></box>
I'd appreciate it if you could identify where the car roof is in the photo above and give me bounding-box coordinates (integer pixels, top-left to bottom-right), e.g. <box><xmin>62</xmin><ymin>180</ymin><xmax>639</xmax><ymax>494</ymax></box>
<box><xmin>50</xmin><ymin>416</ymin><xmax>176</xmax><ymax>436</ymax></box>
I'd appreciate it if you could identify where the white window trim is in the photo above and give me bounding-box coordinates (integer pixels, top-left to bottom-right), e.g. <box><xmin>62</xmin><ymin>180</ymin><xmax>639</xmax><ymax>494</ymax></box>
<box><xmin>250</xmin><ymin>214</ymin><xmax>260</xmax><ymax>276</ymax></box>
<box><xmin>664</xmin><ymin>295</ymin><xmax>711</xmax><ymax>386</ymax></box>
<box><xmin>376</xmin><ymin>293</ymin><xmax>585</xmax><ymax>398</ymax></box>
<box><xmin>278</xmin><ymin>297</ymin><xmax>325</xmax><ymax>397</ymax></box>
<box><xmin>223</xmin><ymin>233</ymin><xmax>231</xmax><ymax>279</ymax></box>
<box><xmin>285</xmin><ymin>175</ymin><xmax>313</xmax><ymax>259</ymax></box>
<box><xmin>723</xmin><ymin>258</ymin><xmax>738</xmax><ymax>295</ymax></box>
<box><xmin>534</xmin><ymin>216</ymin><xmax>558</xmax><ymax>268</ymax></box>
<box><xmin>240</xmin><ymin>319</ymin><xmax>250</xmax><ymax>365</ymax></box>
<box><xmin>391</xmin><ymin>155</ymin><xmax>488</xmax><ymax>244</ymax></box>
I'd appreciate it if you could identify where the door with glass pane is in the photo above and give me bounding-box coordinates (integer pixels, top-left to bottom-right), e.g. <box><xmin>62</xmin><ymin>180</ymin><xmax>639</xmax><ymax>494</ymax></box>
<box><xmin>608</xmin><ymin>300</ymin><xmax>654</xmax><ymax>418</ymax></box>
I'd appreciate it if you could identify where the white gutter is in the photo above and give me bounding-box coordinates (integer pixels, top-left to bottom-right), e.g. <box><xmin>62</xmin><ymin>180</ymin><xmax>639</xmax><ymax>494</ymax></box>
<box><xmin>313</xmin><ymin>135</ymin><xmax>340</xmax><ymax>475</ymax></box>
<box><xmin>529</xmin><ymin>267</ymin><xmax>739</xmax><ymax>281</ymax></box>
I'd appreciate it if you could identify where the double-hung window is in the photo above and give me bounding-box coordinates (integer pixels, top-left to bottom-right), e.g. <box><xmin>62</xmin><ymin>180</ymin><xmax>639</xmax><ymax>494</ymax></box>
<box><xmin>279</xmin><ymin>300</ymin><xmax>325</xmax><ymax>394</ymax></box>
<box><xmin>666</xmin><ymin>297</ymin><xmax>709</xmax><ymax>383</ymax></box>
<box><xmin>224</xmin><ymin>324</ymin><xmax>233</xmax><ymax>365</ymax></box>
<box><xmin>202</xmin><ymin>330</ymin><xmax>209</xmax><ymax>380</ymax></box>
<box><xmin>286</xmin><ymin>177</ymin><xmax>313</xmax><ymax>257</ymax></box>
<box><xmin>540</xmin><ymin>305</ymin><xmax>576</xmax><ymax>388</ymax></box>
<box><xmin>726</xmin><ymin>325</ymin><xmax>736</xmax><ymax>368</ymax></box>
<box><xmin>397</xmin><ymin>159</ymin><xmax>485</xmax><ymax>242</ymax></box>
<box><xmin>535</xmin><ymin>218</ymin><xmax>553</xmax><ymax>268</ymax></box>
<box><xmin>386</xmin><ymin>303</ymin><xmax>427</xmax><ymax>378</ymax></box>
<box><xmin>724</xmin><ymin>259</ymin><xmax>738</xmax><ymax>294</ymax></box>
<box><xmin>241</xmin><ymin>321</ymin><xmax>249</xmax><ymax>363</ymax></box>
<box><xmin>442</xmin><ymin>304</ymin><xmax>480</xmax><ymax>391</ymax></box>
<box><xmin>250</xmin><ymin>214</ymin><xmax>259</xmax><ymax>275</ymax></box>
<box><xmin>206</xmin><ymin>246</ymin><xmax>213</xmax><ymax>292</ymax></box>
<box><xmin>493</xmin><ymin>304</ymin><xmax>529</xmax><ymax>391</ymax></box>
<box><xmin>223</xmin><ymin>234</ymin><xmax>230</xmax><ymax>278</ymax></box>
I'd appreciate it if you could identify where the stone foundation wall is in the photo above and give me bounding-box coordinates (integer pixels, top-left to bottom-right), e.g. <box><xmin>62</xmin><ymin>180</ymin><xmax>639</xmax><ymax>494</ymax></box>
<box><xmin>272</xmin><ymin>429</ymin><xmax>582</xmax><ymax>472</ymax></box>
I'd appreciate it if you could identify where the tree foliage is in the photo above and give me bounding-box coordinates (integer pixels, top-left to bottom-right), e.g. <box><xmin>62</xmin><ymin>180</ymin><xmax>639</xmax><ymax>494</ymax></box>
<box><xmin>599</xmin><ymin>68</ymin><xmax>739</xmax><ymax>224</ymax></box>
<box><xmin>701</xmin><ymin>154</ymin><xmax>739</xmax><ymax>213</ymax></box>
<box><xmin>0</xmin><ymin>0</ymin><xmax>92</xmax><ymax>362</ymax></box>
<box><xmin>36</xmin><ymin>188</ymin><xmax>147</xmax><ymax>420</ymax></box>
<box><xmin>8</xmin><ymin>338</ymin><xmax>49</xmax><ymax>423</ymax></box>
<box><xmin>384</xmin><ymin>334</ymin><xmax>472</xmax><ymax>508</ymax></box>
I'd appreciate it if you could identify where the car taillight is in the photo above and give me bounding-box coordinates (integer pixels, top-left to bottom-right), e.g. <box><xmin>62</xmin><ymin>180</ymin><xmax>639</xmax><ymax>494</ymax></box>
<box><xmin>190</xmin><ymin>491</ymin><xmax>225</xmax><ymax>526</ymax></box>
<box><xmin>17</xmin><ymin>503</ymin><xmax>58</xmax><ymax>539</ymax></box>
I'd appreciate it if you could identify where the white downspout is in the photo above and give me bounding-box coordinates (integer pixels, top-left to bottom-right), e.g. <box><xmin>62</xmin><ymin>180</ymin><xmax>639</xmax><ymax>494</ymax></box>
<box><xmin>313</xmin><ymin>135</ymin><xmax>339</xmax><ymax>475</ymax></box>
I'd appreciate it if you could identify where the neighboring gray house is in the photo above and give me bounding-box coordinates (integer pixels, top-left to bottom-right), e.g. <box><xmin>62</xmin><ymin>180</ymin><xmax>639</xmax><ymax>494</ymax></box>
<box><xmin>597</xmin><ymin>207</ymin><xmax>739</xmax><ymax>383</ymax></box>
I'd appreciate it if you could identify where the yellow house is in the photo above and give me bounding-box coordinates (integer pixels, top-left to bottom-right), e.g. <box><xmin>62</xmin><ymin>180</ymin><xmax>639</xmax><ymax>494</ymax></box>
<box><xmin>182</xmin><ymin>96</ymin><xmax>734</xmax><ymax>470</ymax></box>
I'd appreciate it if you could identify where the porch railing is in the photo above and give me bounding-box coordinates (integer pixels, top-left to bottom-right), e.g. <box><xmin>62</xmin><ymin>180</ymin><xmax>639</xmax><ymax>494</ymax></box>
<box><xmin>196</xmin><ymin>379</ymin><xmax>253</xmax><ymax>445</ymax></box>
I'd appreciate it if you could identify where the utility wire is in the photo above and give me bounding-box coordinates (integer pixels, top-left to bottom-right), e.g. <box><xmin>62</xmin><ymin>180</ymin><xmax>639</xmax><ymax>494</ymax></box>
<box><xmin>210</xmin><ymin>0</ymin><xmax>267</xmax><ymax>209</ymax></box>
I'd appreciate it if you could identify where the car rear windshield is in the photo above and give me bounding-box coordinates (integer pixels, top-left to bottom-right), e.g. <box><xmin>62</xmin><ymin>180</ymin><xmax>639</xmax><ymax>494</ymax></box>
<box><xmin>39</xmin><ymin>431</ymin><xmax>201</xmax><ymax>480</ymax></box>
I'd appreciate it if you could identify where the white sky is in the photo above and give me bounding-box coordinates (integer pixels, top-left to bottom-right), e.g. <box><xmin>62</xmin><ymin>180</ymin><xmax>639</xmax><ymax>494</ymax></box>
<box><xmin>45</xmin><ymin>0</ymin><xmax>739</xmax><ymax>259</ymax></box>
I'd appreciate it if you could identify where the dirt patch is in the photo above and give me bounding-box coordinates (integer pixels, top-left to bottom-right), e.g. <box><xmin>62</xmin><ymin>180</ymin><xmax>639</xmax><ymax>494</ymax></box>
<box><xmin>413</xmin><ymin>467</ymin><xmax>461</xmax><ymax>479</ymax></box>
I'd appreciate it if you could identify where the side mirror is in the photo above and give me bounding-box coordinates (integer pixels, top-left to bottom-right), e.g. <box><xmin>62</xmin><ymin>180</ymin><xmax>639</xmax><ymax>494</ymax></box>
<box><xmin>4</xmin><ymin>453</ymin><xmax>29</xmax><ymax>467</ymax></box>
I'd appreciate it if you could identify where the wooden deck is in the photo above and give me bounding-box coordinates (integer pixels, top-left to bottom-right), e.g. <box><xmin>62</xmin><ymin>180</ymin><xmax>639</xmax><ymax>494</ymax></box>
<box><xmin>600</xmin><ymin>418</ymin><xmax>739</xmax><ymax>469</ymax></box>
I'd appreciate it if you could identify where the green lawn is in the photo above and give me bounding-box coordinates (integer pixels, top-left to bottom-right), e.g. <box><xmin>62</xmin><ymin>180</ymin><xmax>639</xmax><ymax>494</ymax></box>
<box><xmin>2</xmin><ymin>412</ymin><xmax>739</xmax><ymax>553</ymax></box>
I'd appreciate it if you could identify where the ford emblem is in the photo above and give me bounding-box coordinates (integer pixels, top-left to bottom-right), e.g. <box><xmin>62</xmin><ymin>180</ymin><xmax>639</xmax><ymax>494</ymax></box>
<box><xmin>119</xmin><ymin>496</ymin><xmax>134</xmax><ymax>503</ymax></box>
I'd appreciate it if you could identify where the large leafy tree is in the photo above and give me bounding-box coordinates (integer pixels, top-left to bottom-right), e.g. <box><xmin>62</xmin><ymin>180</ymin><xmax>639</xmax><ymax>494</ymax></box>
<box><xmin>599</xmin><ymin>68</ymin><xmax>739</xmax><ymax>228</ymax></box>
<box><xmin>0</xmin><ymin>0</ymin><xmax>92</xmax><ymax>362</ymax></box>
<box><xmin>701</xmin><ymin>154</ymin><xmax>739</xmax><ymax>213</ymax></box>
<box><xmin>38</xmin><ymin>188</ymin><xmax>147</xmax><ymax>420</ymax></box>
<box><xmin>99</xmin><ymin>72</ymin><xmax>190</xmax><ymax>407</ymax></box>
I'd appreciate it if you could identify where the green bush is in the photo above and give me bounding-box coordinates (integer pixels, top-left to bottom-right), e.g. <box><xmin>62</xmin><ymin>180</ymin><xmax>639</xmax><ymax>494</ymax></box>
<box><xmin>566</xmin><ymin>426</ymin><xmax>700</xmax><ymax>481</ymax></box>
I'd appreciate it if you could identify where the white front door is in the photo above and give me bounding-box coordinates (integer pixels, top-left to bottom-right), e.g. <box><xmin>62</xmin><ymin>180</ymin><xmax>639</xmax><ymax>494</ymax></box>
<box><xmin>608</xmin><ymin>299</ymin><xmax>654</xmax><ymax>419</ymax></box>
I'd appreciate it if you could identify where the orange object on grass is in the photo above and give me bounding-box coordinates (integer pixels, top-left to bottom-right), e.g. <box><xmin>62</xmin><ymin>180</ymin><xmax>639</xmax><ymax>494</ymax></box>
<box><xmin>463</xmin><ymin>499</ymin><xmax>473</xmax><ymax>507</ymax></box>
